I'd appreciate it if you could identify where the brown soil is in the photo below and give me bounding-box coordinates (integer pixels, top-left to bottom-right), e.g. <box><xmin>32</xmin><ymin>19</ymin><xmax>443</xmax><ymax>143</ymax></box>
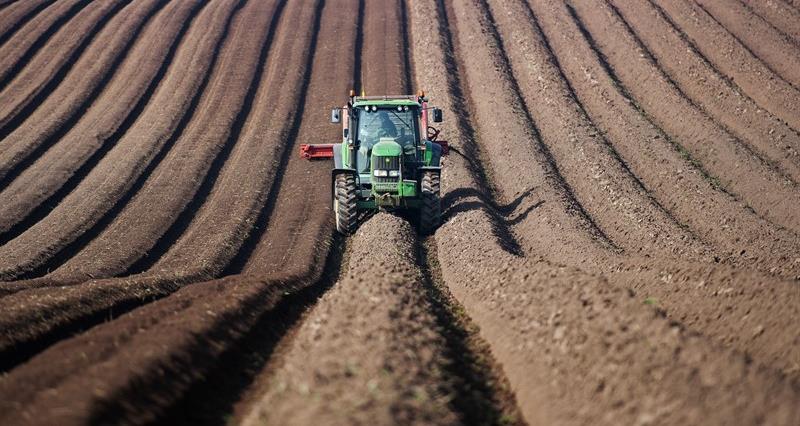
<box><xmin>741</xmin><ymin>0</ymin><xmax>800</xmax><ymax>44</ymax></box>
<box><xmin>242</xmin><ymin>214</ymin><xmax>459</xmax><ymax>426</ymax></box>
<box><xmin>0</xmin><ymin>0</ymin><xmax>128</xmax><ymax>133</ymax></box>
<box><xmin>653</xmin><ymin>0</ymin><xmax>800</xmax><ymax>132</ymax></box>
<box><xmin>0</xmin><ymin>0</ymin><xmax>88</xmax><ymax>86</ymax></box>
<box><xmin>1</xmin><ymin>0</ymin><xmax>799</xmax><ymax>424</ymax></box>
<box><xmin>0</xmin><ymin>0</ymin><xmax>202</xmax><ymax>237</ymax></box>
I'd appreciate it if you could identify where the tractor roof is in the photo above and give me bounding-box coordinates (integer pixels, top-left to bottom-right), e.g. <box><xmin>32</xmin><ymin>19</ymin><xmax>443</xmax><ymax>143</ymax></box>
<box><xmin>352</xmin><ymin>95</ymin><xmax>421</xmax><ymax>108</ymax></box>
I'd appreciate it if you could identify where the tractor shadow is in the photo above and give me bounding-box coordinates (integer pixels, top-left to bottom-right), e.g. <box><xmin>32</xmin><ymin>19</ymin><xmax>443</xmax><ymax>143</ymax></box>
<box><xmin>441</xmin><ymin>186</ymin><xmax>543</xmax><ymax>257</ymax></box>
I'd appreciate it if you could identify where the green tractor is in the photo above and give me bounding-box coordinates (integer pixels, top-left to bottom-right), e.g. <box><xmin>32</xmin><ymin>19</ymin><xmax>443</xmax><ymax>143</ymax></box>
<box><xmin>300</xmin><ymin>91</ymin><xmax>448</xmax><ymax>234</ymax></box>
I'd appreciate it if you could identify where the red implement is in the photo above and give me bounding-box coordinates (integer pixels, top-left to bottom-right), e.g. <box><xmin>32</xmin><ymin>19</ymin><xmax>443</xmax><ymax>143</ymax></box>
<box><xmin>299</xmin><ymin>143</ymin><xmax>334</xmax><ymax>159</ymax></box>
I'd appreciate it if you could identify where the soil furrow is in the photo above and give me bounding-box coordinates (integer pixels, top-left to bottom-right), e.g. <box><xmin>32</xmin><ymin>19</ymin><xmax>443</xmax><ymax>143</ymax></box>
<box><xmin>241</xmin><ymin>215</ymin><xmax>459</xmax><ymax>426</ymax></box>
<box><xmin>361</xmin><ymin>0</ymin><xmax>407</xmax><ymax>95</ymax></box>
<box><xmin>445</xmin><ymin>0</ymin><xmax>622</xmax><ymax>267</ymax></box>
<box><xmin>411</xmin><ymin>0</ymin><xmax>532</xmax><ymax>262</ymax></box>
<box><xmin>533</xmin><ymin>0</ymin><xmax>800</xmax><ymax>373</ymax></box>
<box><xmin>0</xmin><ymin>0</ymin><xmax>90</xmax><ymax>90</ymax></box>
<box><xmin>436</xmin><ymin>213</ymin><xmax>800</xmax><ymax>425</ymax></box>
<box><xmin>0</xmin><ymin>3</ymin><xmax>328</xmax><ymax>421</ymax></box>
<box><xmin>0</xmin><ymin>0</ymin><xmax>240</xmax><ymax>281</ymax></box>
<box><xmin>741</xmin><ymin>0</ymin><xmax>800</xmax><ymax>44</ymax></box>
<box><xmin>155</xmin><ymin>236</ymin><xmax>346</xmax><ymax>426</ymax></box>
<box><xmin>0</xmin><ymin>0</ymin><xmax>131</xmax><ymax>139</ymax></box>
<box><xmin>0</xmin><ymin>0</ymin><xmax>321</xmax><ymax>363</ymax></box>
<box><xmin>0</xmin><ymin>272</ymin><xmax>313</xmax><ymax>425</ymax></box>
<box><xmin>652</xmin><ymin>0</ymin><xmax>800</xmax><ymax>133</ymax></box>
<box><xmin>0</xmin><ymin>0</ymin><xmax>205</xmax><ymax>244</ymax></box>
<box><xmin>415</xmin><ymin>1</ymin><xmax>800</xmax><ymax>423</ymax></box>
<box><xmin>0</xmin><ymin>0</ymin><xmax>167</xmax><ymax>187</ymax></box>
<box><xmin>38</xmin><ymin>0</ymin><xmax>283</xmax><ymax>283</ymax></box>
<box><xmin>0</xmin><ymin>0</ymin><xmax>53</xmax><ymax>47</ymax></box>
<box><xmin>566</xmin><ymin>0</ymin><xmax>800</xmax><ymax>237</ymax></box>
<box><xmin>0</xmin><ymin>0</ymin><xmax>799</xmax><ymax>421</ymax></box>
<box><xmin>482</xmin><ymin>0</ymin><xmax>708</xmax><ymax>260</ymax></box>
<box><xmin>235</xmin><ymin>2</ymin><xmax>522</xmax><ymax>423</ymax></box>
<box><xmin>235</xmin><ymin>0</ymin><xmax>358</xmax><ymax>277</ymax></box>
<box><xmin>526</xmin><ymin>0</ymin><xmax>800</xmax><ymax>279</ymax></box>
<box><xmin>609</xmin><ymin>0</ymin><xmax>800</xmax><ymax>185</ymax></box>
<box><xmin>696</xmin><ymin>0</ymin><xmax>800</xmax><ymax>89</ymax></box>
<box><xmin>142</xmin><ymin>0</ymin><xmax>318</xmax><ymax>281</ymax></box>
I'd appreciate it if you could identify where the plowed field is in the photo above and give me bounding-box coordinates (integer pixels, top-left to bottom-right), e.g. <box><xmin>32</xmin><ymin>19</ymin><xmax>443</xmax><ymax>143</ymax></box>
<box><xmin>1</xmin><ymin>0</ymin><xmax>798</xmax><ymax>424</ymax></box>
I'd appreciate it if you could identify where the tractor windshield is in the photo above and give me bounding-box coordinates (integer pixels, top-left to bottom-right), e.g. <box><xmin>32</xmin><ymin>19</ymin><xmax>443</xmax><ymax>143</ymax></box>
<box><xmin>356</xmin><ymin>106</ymin><xmax>419</xmax><ymax>172</ymax></box>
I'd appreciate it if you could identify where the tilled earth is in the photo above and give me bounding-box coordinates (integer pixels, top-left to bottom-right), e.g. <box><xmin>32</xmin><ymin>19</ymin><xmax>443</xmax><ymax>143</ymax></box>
<box><xmin>0</xmin><ymin>0</ymin><xmax>798</xmax><ymax>425</ymax></box>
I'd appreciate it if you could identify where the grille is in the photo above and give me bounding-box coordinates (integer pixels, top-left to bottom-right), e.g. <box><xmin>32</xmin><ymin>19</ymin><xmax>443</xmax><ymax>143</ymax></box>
<box><xmin>372</xmin><ymin>155</ymin><xmax>400</xmax><ymax>187</ymax></box>
<box><xmin>374</xmin><ymin>176</ymin><xmax>399</xmax><ymax>184</ymax></box>
<box><xmin>374</xmin><ymin>155</ymin><xmax>400</xmax><ymax>171</ymax></box>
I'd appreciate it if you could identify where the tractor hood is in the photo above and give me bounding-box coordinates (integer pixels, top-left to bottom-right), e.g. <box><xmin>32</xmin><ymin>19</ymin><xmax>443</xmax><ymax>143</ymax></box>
<box><xmin>372</xmin><ymin>138</ymin><xmax>402</xmax><ymax>157</ymax></box>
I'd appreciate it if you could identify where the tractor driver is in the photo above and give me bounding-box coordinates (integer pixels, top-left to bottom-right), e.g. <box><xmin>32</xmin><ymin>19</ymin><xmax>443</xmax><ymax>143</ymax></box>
<box><xmin>358</xmin><ymin>110</ymin><xmax>398</xmax><ymax>172</ymax></box>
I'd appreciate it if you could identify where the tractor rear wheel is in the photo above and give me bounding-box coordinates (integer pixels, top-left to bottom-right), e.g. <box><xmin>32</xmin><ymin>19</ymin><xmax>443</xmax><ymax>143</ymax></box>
<box><xmin>419</xmin><ymin>171</ymin><xmax>441</xmax><ymax>235</ymax></box>
<box><xmin>334</xmin><ymin>173</ymin><xmax>358</xmax><ymax>234</ymax></box>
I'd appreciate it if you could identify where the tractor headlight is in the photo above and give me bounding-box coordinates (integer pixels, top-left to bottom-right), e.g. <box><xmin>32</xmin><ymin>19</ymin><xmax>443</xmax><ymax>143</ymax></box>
<box><xmin>374</xmin><ymin>169</ymin><xmax>388</xmax><ymax>177</ymax></box>
<box><xmin>388</xmin><ymin>170</ymin><xmax>400</xmax><ymax>177</ymax></box>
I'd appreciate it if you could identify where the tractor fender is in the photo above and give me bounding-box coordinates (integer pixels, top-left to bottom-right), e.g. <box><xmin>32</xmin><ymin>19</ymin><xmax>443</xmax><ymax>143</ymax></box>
<box><xmin>430</xmin><ymin>141</ymin><xmax>442</xmax><ymax>167</ymax></box>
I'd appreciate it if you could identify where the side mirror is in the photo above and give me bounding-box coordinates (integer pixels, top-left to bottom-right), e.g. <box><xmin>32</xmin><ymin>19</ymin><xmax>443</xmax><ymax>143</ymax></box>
<box><xmin>331</xmin><ymin>108</ymin><xmax>341</xmax><ymax>123</ymax></box>
<box><xmin>432</xmin><ymin>108</ymin><xmax>443</xmax><ymax>123</ymax></box>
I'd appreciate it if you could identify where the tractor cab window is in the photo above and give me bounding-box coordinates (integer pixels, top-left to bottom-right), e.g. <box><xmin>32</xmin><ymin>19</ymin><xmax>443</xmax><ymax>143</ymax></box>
<box><xmin>356</xmin><ymin>106</ymin><xmax>419</xmax><ymax>172</ymax></box>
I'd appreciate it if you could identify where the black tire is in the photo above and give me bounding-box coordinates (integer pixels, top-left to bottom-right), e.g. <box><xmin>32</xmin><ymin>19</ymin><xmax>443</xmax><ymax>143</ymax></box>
<box><xmin>419</xmin><ymin>171</ymin><xmax>441</xmax><ymax>235</ymax></box>
<box><xmin>334</xmin><ymin>173</ymin><xmax>358</xmax><ymax>234</ymax></box>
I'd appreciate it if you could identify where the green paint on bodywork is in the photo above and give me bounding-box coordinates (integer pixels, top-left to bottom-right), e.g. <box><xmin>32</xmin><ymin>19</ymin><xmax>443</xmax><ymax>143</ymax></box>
<box><xmin>400</xmin><ymin>180</ymin><xmax>417</xmax><ymax>197</ymax></box>
<box><xmin>372</xmin><ymin>139</ymin><xmax>402</xmax><ymax>156</ymax></box>
<box><xmin>424</xmin><ymin>141</ymin><xmax>433</xmax><ymax>164</ymax></box>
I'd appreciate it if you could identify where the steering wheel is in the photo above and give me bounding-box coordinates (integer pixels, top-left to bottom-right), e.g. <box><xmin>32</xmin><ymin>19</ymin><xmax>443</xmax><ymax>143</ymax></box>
<box><xmin>427</xmin><ymin>125</ymin><xmax>440</xmax><ymax>141</ymax></box>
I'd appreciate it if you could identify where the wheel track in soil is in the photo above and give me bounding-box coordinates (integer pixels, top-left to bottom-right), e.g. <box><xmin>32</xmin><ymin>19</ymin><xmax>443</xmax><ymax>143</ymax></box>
<box><xmin>0</xmin><ymin>0</ymin><xmax>205</xmax><ymax>249</ymax></box>
<box><xmin>608</xmin><ymin>0</ymin><xmax>800</xmax><ymax>186</ymax></box>
<box><xmin>651</xmin><ymin>0</ymin><xmax>800</xmax><ymax>133</ymax></box>
<box><xmin>239</xmin><ymin>215</ymin><xmax>518</xmax><ymax>426</ymax></box>
<box><xmin>0</xmin><ymin>0</ymin><xmax>241</xmax><ymax>281</ymax></box>
<box><xmin>0</xmin><ymin>0</ymin><xmax>168</xmax><ymax>186</ymax></box>
<box><xmin>566</xmin><ymin>0</ymin><xmax>800</xmax><ymax>240</ymax></box>
<box><xmin>0</xmin><ymin>0</ymin><xmax>132</xmax><ymax>139</ymax></box>
<box><xmin>0</xmin><ymin>0</ymin><xmax>91</xmax><ymax>90</ymax></box>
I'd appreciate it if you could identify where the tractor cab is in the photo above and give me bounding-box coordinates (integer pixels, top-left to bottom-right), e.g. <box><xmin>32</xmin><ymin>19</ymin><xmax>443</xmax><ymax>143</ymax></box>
<box><xmin>355</xmin><ymin>103</ymin><xmax>419</xmax><ymax>174</ymax></box>
<box><xmin>300</xmin><ymin>91</ymin><xmax>448</xmax><ymax>235</ymax></box>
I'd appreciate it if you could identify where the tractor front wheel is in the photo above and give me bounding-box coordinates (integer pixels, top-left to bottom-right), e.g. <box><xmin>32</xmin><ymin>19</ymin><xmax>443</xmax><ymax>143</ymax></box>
<box><xmin>419</xmin><ymin>171</ymin><xmax>441</xmax><ymax>235</ymax></box>
<box><xmin>334</xmin><ymin>173</ymin><xmax>358</xmax><ymax>234</ymax></box>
